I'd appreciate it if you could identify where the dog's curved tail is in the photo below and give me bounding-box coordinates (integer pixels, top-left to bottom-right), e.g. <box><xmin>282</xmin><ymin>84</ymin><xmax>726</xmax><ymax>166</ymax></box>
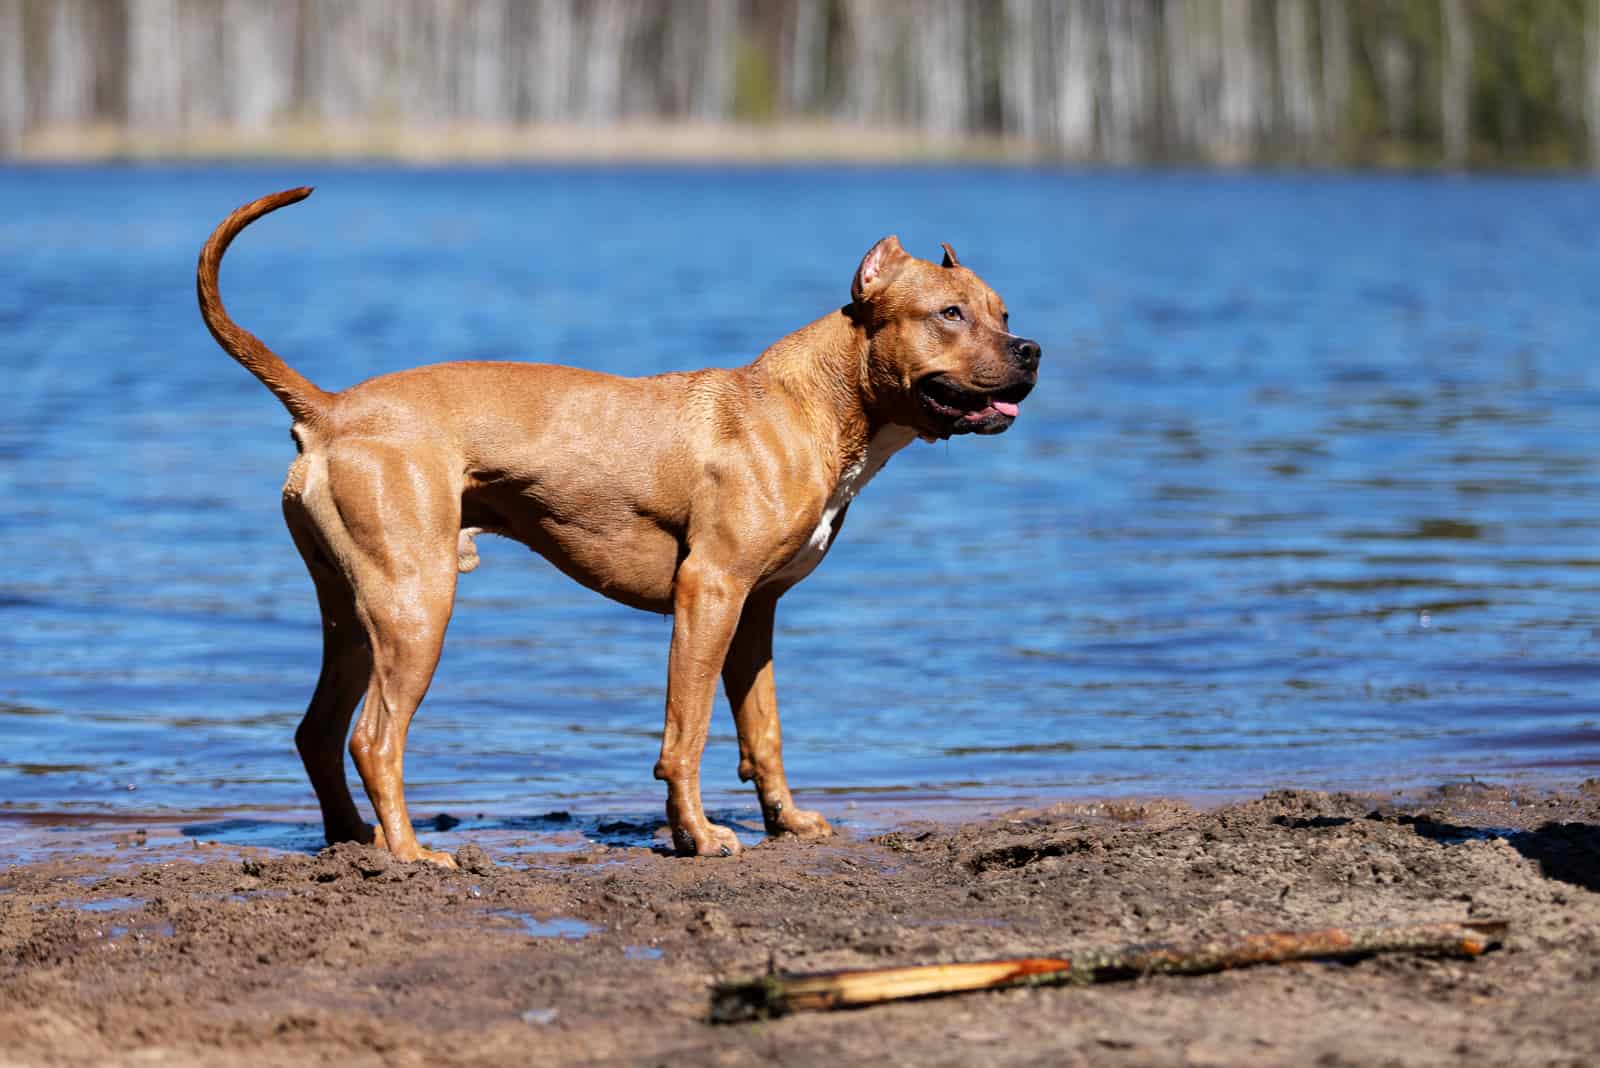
<box><xmin>197</xmin><ymin>187</ymin><xmax>330</xmax><ymax>424</ymax></box>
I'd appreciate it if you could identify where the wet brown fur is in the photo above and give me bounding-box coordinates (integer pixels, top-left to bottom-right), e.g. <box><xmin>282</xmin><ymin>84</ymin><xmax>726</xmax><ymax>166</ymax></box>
<box><xmin>197</xmin><ymin>187</ymin><xmax>1039</xmax><ymax>865</ymax></box>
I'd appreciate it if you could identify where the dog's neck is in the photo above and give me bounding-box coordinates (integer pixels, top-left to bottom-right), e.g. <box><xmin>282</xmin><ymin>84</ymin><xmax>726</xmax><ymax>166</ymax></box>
<box><xmin>749</xmin><ymin>308</ymin><xmax>901</xmax><ymax>472</ymax></box>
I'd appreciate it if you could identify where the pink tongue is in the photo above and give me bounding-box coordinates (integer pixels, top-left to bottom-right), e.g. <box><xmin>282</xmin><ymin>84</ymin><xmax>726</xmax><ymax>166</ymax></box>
<box><xmin>960</xmin><ymin>399</ymin><xmax>1024</xmax><ymax>422</ymax></box>
<box><xmin>961</xmin><ymin>399</ymin><xmax>1022</xmax><ymax>422</ymax></box>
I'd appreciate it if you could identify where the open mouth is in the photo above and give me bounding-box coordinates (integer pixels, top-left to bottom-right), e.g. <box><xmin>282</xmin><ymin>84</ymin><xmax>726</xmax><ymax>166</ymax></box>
<box><xmin>916</xmin><ymin>373</ymin><xmax>1034</xmax><ymax>436</ymax></box>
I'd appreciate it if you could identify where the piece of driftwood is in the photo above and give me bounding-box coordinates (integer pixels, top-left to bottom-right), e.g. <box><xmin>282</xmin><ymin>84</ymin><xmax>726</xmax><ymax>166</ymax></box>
<box><xmin>709</xmin><ymin>919</ymin><xmax>1507</xmax><ymax>1023</ymax></box>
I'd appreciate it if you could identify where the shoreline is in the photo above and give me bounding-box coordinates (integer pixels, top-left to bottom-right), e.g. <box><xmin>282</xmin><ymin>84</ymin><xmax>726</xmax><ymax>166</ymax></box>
<box><xmin>0</xmin><ymin>791</ymin><xmax>1194</xmax><ymax>868</ymax></box>
<box><xmin>4</xmin><ymin>780</ymin><xmax>1599</xmax><ymax>1065</ymax></box>
<box><xmin>4</xmin><ymin>767</ymin><xmax>1591</xmax><ymax>865</ymax></box>
<box><xmin>4</xmin><ymin>120</ymin><xmax>1040</xmax><ymax>167</ymax></box>
<box><xmin>5</xmin><ymin>121</ymin><xmax>1597</xmax><ymax>175</ymax></box>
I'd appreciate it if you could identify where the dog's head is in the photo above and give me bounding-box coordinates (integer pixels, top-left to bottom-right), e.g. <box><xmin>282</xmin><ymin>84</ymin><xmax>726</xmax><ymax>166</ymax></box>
<box><xmin>848</xmin><ymin>236</ymin><xmax>1040</xmax><ymax>440</ymax></box>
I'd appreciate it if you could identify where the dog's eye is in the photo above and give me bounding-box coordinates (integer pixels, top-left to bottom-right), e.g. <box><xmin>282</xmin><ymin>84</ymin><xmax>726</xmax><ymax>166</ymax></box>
<box><xmin>940</xmin><ymin>306</ymin><xmax>964</xmax><ymax>322</ymax></box>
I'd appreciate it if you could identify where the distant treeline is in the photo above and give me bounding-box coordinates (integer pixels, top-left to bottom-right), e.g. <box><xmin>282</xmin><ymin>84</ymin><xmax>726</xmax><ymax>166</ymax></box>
<box><xmin>3</xmin><ymin>0</ymin><xmax>1599</xmax><ymax>166</ymax></box>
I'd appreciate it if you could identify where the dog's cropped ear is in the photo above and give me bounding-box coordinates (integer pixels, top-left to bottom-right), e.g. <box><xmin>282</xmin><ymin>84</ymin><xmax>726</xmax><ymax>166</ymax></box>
<box><xmin>940</xmin><ymin>242</ymin><xmax>961</xmax><ymax>269</ymax></box>
<box><xmin>852</xmin><ymin>235</ymin><xmax>909</xmax><ymax>303</ymax></box>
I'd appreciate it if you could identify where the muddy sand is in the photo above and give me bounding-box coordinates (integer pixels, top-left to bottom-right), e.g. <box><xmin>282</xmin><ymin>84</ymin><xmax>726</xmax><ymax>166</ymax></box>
<box><xmin>4</xmin><ymin>783</ymin><xmax>1599</xmax><ymax>1067</ymax></box>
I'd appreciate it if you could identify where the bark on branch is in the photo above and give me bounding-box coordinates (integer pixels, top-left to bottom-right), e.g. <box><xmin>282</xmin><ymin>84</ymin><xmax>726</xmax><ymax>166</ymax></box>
<box><xmin>710</xmin><ymin>919</ymin><xmax>1507</xmax><ymax>1023</ymax></box>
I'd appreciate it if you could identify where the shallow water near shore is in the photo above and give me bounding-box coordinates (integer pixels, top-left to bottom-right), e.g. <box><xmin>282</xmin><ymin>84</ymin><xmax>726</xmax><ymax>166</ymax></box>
<box><xmin>2</xmin><ymin>165</ymin><xmax>1599</xmax><ymax>850</ymax></box>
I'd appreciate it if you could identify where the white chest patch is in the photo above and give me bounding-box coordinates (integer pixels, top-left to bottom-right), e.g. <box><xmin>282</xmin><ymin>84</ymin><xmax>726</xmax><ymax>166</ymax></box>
<box><xmin>768</xmin><ymin>425</ymin><xmax>916</xmax><ymax>586</ymax></box>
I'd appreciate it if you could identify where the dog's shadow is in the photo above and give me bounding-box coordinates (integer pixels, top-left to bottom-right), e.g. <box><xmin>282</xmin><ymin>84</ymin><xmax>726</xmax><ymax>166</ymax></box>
<box><xmin>180</xmin><ymin>808</ymin><xmax>769</xmax><ymax>857</ymax></box>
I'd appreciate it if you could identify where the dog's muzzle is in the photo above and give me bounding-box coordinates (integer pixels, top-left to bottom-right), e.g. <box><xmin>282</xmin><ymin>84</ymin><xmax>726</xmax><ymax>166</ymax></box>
<box><xmin>916</xmin><ymin>371</ymin><xmax>1036</xmax><ymax>437</ymax></box>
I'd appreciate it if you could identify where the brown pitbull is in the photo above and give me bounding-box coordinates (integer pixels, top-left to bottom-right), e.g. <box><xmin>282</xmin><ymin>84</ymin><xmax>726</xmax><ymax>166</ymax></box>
<box><xmin>198</xmin><ymin>187</ymin><xmax>1040</xmax><ymax>866</ymax></box>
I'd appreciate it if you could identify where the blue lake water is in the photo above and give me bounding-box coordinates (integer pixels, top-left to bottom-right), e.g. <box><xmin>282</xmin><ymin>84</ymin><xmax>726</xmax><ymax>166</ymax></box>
<box><xmin>2</xmin><ymin>165</ymin><xmax>1599</xmax><ymax>849</ymax></box>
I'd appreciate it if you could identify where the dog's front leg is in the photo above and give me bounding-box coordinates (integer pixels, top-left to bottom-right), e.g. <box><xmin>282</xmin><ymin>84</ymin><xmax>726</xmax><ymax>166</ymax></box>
<box><xmin>654</xmin><ymin>556</ymin><xmax>749</xmax><ymax>857</ymax></box>
<box><xmin>723</xmin><ymin>594</ymin><xmax>832</xmax><ymax>840</ymax></box>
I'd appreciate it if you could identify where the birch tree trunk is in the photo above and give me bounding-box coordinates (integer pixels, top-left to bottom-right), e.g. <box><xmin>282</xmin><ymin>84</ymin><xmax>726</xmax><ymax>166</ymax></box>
<box><xmin>1276</xmin><ymin>0</ymin><xmax>1317</xmax><ymax>160</ymax></box>
<box><xmin>1588</xmin><ymin>0</ymin><xmax>1600</xmax><ymax>166</ymax></box>
<box><xmin>1441</xmin><ymin>0</ymin><xmax>1472</xmax><ymax>167</ymax></box>
<box><xmin>841</xmin><ymin>0</ymin><xmax>895</xmax><ymax>125</ymax></box>
<box><xmin>1218</xmin><ymin>0</ymin><xmax>1259</xmax><ymax>164</ymax></box>
<box><xmin>1319</xmin><ymin>0</ymin><xmax>1351</xmax><ymax>158</ymax></box>
<box><xmin>914</xmin><ymin>0</ymin><xmax>969</xmax><ymax>135</ymax></box>
<box><xmin>999</xmin><ymin>0</ymin><xmax>1038</xmax><ymax>139</ymax></box>
<box><xmin>1055</xmin><ymin>0</ymin><xmax>1099</xmax><ymax>158</ymax></box>
<box><xmin>0</xmin><ymin>0</ymin><xmax>22</xmax><ymax>149</ymax></box>
<box><xmin>42</xmin><ymin>0</ymin><xmax>97</xmax><ymax>126</ymax></box>
<box><xmin>1102</xmin><ymin>0</ymin><xmax>1153</xmax><ymax>163</ymax></box>
<box><xmin>1377</xmin><ymin>8</ymin><xmax>1415</xmax><ymax>139</ymax></box>
<box><xmin>126</xmin><ymin>0</ymin><xmax>180</xmax><ymax>132</ymax></box>
<box><xmin>697</xmin><ymin>0</ymin><xmax>738</xmax><ymax>121</ymax></box>
<box><xmin>458</xmin><ymin>0</ymin><xmax>509</xmax><ymax>124</ymax></box>
<box><xmin>785</xmin><ymin>0</ymin><xmax>826</xmax><ymax>116</ymax></box>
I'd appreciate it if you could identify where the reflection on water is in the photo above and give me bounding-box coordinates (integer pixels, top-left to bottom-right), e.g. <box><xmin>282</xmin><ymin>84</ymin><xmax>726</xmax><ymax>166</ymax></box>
<box><xmin>1</xmin><ymin>166</ymin><xmax>1598</xmax><ymax>829</ymax></box>
<box><xmin>175</xmin><ymin>808</ymin><xmax>764</xmax><ymax>854</ymax></box>
<box><xmin>493</xmin><ymin>912</ymin><xmax>597</xmax><ymax>940</ymax></box>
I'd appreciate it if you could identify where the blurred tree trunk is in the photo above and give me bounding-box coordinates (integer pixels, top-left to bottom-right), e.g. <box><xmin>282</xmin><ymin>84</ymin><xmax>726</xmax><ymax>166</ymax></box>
<box><xmin>1319</xmin><ymin>0</ymin><xmax>1351</xmax><ymax>157</ymax></box>
<box><xmin>1441</xmin><ymin>0</ymin><xmax>1471</xmax><ymax>167</ymax></box>
<box><xmin>1589</xmin><ymin>0</ymin><xmax>1600</xmax><ymax>166</ymax></box>
<box><xmin>1276</xmin><ymin>0</ymin><xmax>1318</xmax><ymax>162</ymax></box>
<box><xmin>1376</xmin><ymin>4</ymin><xmax>1414</xmax><ymax>141</ymax></box>
<box><xmin>784</xmin><ymin>0</ymin><xmax>826</xmax><ymax>115</ymax></box>
<box><xmin>1218</xmin><ymin>0</ymin><xmax>1260</xmax><ymax>163</ymax></box>
<box><xmin>1102</xmin><ymin>0</ymin><xmax>1154</xmax><ymax>163</ymax></box>
<box><xmin>914</xmin><ymin>0</ymin><xmax>970</xmax><ymax>136</ymax></box>
<box><xmin>1055</xmin><ymin>0</ymin><xmax>1099</xmax><ymax>158</ymax></box>
<box><xmin>840</xmin><ymin>0</ymin><xmax>895</xmax><ymax>125</ymax></box>
<box><xmin>0</xmin><ymin>0</ymin><xmax>20</xmax><ymax>149</ymax></box>
<box><xmin>1162</xmin><ymin>0</ymin><xmax>1220</xmax><ymax>163</ymax></box>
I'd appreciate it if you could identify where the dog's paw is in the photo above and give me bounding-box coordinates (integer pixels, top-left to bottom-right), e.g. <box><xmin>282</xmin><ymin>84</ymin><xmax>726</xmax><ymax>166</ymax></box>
<box><xmin>391</xmin><ymin>844</ymin><xmax>458</xmax><ymax>868</ymax></box>
<box><xmin>367</xmin><ymin>824</ymin><xmax>458</xmax><ymax>868</ymax></box>
<box><xmin>671</xmin><ymin>822</ymin><xmax>744</xmax><ymax>858</ymax></box>
<box><xmin>416</xmin><ymin>847</ymin><xmax>459</xmax><ymax>869</ymax></box>
<box><xmin>767</xmin><ymin>806</ymin><xmax>833</xmax><ymax>840</ymax></box>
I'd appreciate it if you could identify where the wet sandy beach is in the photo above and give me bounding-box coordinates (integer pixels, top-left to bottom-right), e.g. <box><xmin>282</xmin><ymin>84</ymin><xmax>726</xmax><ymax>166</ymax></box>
<box><xmin>4</xmin><ymin>782</ymin><xmax>1599</xmax><ymax>1066</ymax></box>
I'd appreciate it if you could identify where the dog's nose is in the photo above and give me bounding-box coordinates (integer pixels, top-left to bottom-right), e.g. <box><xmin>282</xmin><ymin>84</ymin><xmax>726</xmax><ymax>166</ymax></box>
<box><xmin>1009</xmin><ymin>337</ymin><xmax>1041</xmax><ymax>372</ymax></box>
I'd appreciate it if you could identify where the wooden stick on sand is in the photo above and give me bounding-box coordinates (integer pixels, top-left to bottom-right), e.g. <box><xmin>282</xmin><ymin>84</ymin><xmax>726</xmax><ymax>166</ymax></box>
<box><xmin>710</xmin><ymin>919</ymin><xmax>1507</xmax><ymax>1024</ymax></box>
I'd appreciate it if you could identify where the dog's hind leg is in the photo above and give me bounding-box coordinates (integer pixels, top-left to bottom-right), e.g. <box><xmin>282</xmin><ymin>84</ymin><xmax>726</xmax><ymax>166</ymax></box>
<box><xmin>722</xmin><ymin>594</ymin><xmax>832</xmax><ymax>840</ymax></box>
<box><xmin>324</xmin><ymin>447</ymin><xmax>463</xmax><ymax>868</ymax></box>
<box><xmin>284</xmin><ymin>501</ymin><xmax>375</xmax><ymax>846</ymax></box>
<box><xmin>347</xmin><ymin>576</ymin><xmax>457</xmax><ymax>867</ymax></box>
